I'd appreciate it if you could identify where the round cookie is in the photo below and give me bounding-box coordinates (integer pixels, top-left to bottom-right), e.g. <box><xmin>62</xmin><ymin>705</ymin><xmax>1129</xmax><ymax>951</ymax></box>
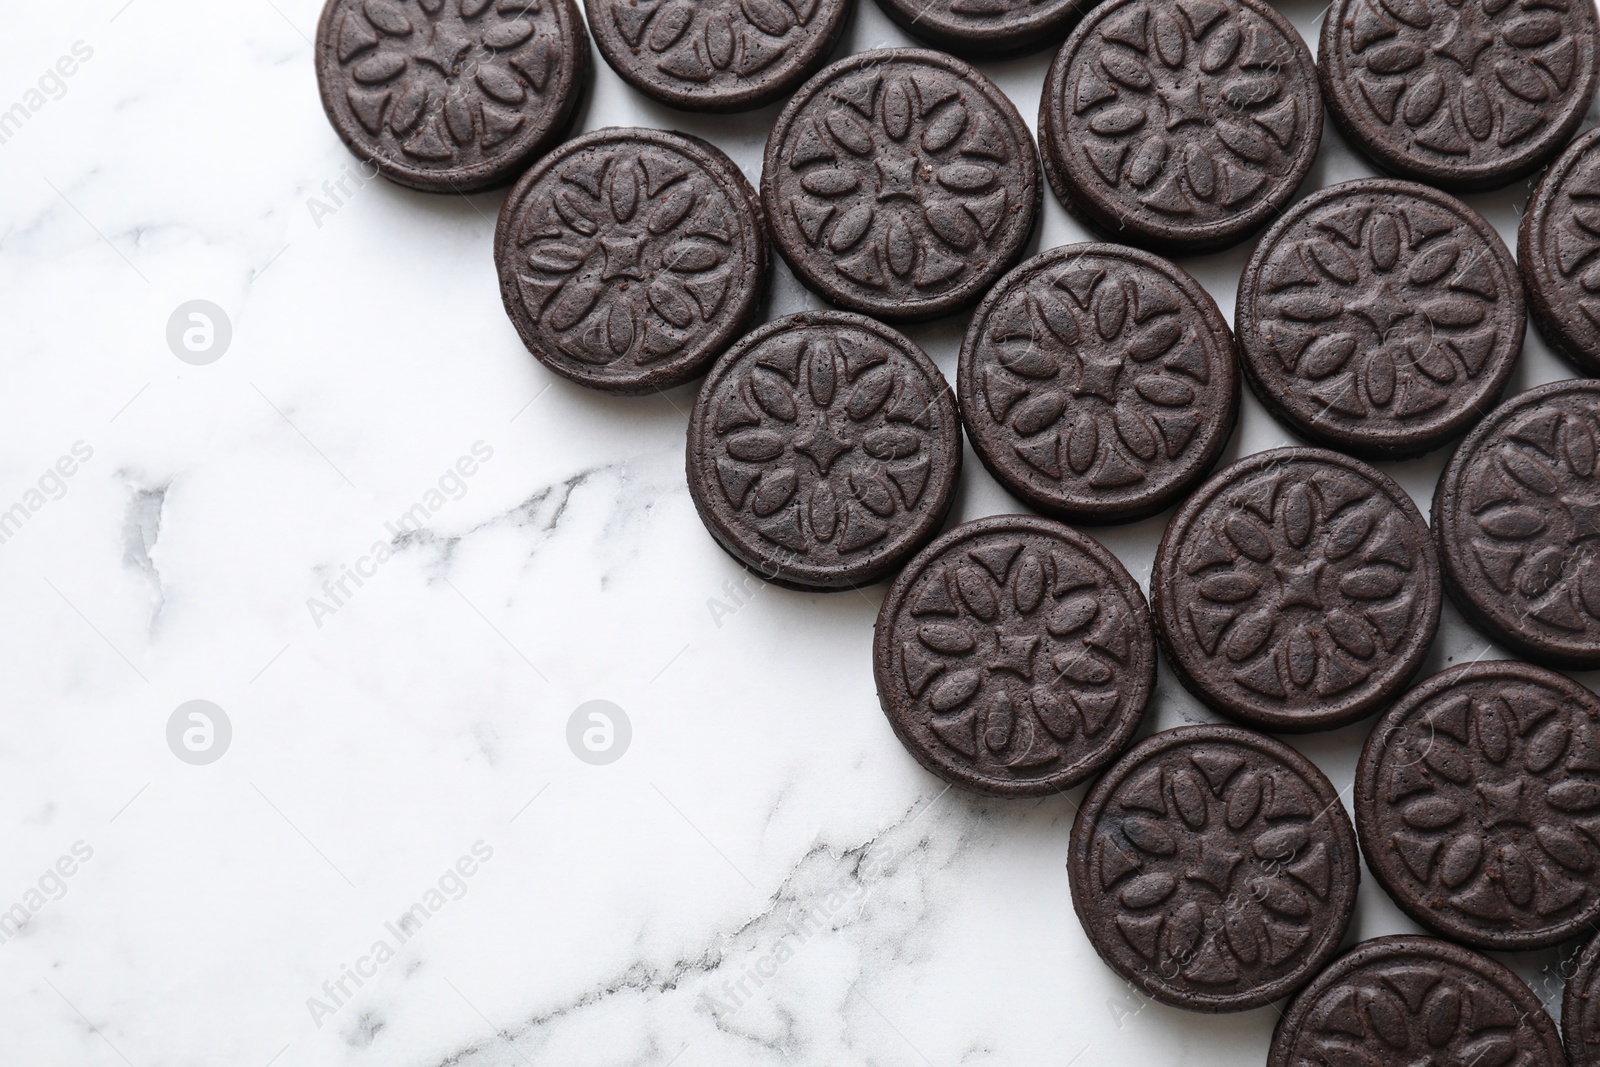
<box><xmin>1434</xmin><ymin>379</ymin><xmax>1600</xmax><ymax>669</ymax></box>
<box><xmin>1151</xmin><ymin>447</ymin><xmax>1442</xmax><ymax>732</ymax></box>
<box><xmin>1038</xmin><ymin>0</ymin><xmax>1322</xmax><ymax>254</ymax></box>
<box><xmin>1521</xmin><ymin>126</ymin><xmax>1600</xmax><ymax>375</ymax></box>
<box><xmin>585</xmin><ymin>0</ymin><xmax>849</xmax><ymax>112</ymax></box>
<box><xmin>957</xmin><ymin>244</ymin><xmax>1238</xmax><ymax>524</ymax></box>
<box><xmin>872</xmin><ymin>0</ymin><xmax>1096</xmax><ymax>58</ymax></box>
<box><xmin>1068</xmin><ymin>724</ymin><xmax>1360</xmax><ymax>1013</ymax></box>
<box><xmin>495</xmin><ymin>128</ymin><xmax>768</xmax><ymax>394</ymax></box>
<box><xmin>873</xmin><ymin>515</ymin><xmax>1155</xmax><ymax>797</ymax></box>
<box><xmin>1270</xmin><ymin>936</ymin><xmax>1565</xmax><ymax>1067</ymax></box>
<box><xmin>1567</xmin><ymin>929</ymin><xmax>1600</xmax><ymax>1066</ymax></box>
<box><xmin>1236</xmin><ymin>178</ymin><xmax>1524</xmax><ymax>460</ymax></box>
<box><xmin>761</xmin><ymin>49</ymin><xmax>1041</xmax><ymax>322</ymax></box>
<box><xmin>315</xmin><ymin>0</ymin><xmax>589</xmax><ymax>193</ymax></box>
<box><xmin>1356</xmin><ymin>661</ymin><xmax>1600</xmax><ymax>951</ymax></box>
<box><xmin>686</xmin><ymin>312</ymin><xmax>962</xmax><ymax>590</ymax></box>
<box><xmin>1320</xmin><ymin>0</ymin><xmax>1600</xmax><ymax>191</ymax></box>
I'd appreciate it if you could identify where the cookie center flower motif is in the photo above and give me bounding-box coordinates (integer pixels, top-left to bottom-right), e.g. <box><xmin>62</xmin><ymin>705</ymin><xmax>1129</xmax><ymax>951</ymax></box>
<box><xmin>1466</xmin><ymin>403</ymin><xmax>1600</xmax><ymax>633</ymax></box>
<box><xmin>783</xmin><ymin>69</ymin><xmax>1015</xmax><ymax>296</ymax></box>
<box><xmin>1343</xmin><ymin>0</ymin><xmax>1581</xmax><ymax>159</ymax></box>
<box><xmin>615</xmin><ymin>0</ymin><xmax>819</xmax><ymax>86</ymax></box>
<box><xmin>1260</xmin><ymin>202</ymin><xmax>1500</xmax><ymax>424</ymax></box>
<box><xmin>981</xmin><ymin>268</ymin><xmax>1207</xmax><ymax>489</ymax></box>
<box><xmin>1306</xmin><ymin>965</ymin><xmax>1538</xmax><ymax>1064</ymax></box>
<box><xmin>332</xmin><ymin>0</ymin><xmax>561</xmax><ymax>164</ymax></box>
<box><xmin>1376</xmin><ymin>681</ymin><xmax>1600</xmax><ymax>932</ymax></box>
<box><xmin>511</xmin><ymin>148</ymin><xmax>738</xmax><ymax>367</ymax></box>
<box><xmin>1096</xmin><ymin>748</ymin><xmax>1334</xmax><ymax>988</ymax></box>
<box><xmin>1184</xmin><ymin>471</ymin><xmax>1419</xmax><ymax>702</ymax></box>
<box><xmin>710</xmin><ymin>331</ymin><xmax>941</xmax><ymax>560</ymax></box>
<box><xmin>898</xmin><ymin>537</ymin><xmax>1138</xmax><ymax>772</ymax></box>
<box><xmin>1070</xmin><ymin>0</ymin><xmax>1303</xmax><ymax>220</ymax></box>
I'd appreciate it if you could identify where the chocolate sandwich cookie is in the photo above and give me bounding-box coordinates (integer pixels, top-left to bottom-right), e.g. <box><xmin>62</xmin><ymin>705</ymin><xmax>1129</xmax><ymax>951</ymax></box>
<box><xmin>1435</xmin><ymin>379</ymin><xmax>1600</xmax><ymax>669</ymax></box>
<box><xmin>761</xmin><ymin>49</ymin><xmax>1041</xmax><ymax>322</ymax></box>
<box><xmin>495</xmin><ymin>128</ymin><xmax>768</xmax><ymax>394</ymax></box>
<box><xmin>1521</xmin><ymin>126</ymin><xmax>1600</xmax><ymax>375</ymax></box>
<box><xmin>1236</xmin><ymin>179</ymin><xmax>1524</xmax><ymax>460</ymax></box>
<box><xmin>315</xmin><ymin>0</ymin><xmax>589</xmax><ymax>193</ymax></box>
<box><xmin>1069</xmin><ymin>724</ymin><xmax>1359</xmax><ymax>1012</ymax></box>
<box><xmin>1320</xmin><ymin>0</ymin><xmax>1600</xmax><ymax>191</ymax></box>
<box><xmin>872</xmin><ymin>0</ymin><xmax>1095</xmax><ymax>58</ymax></box>
<box><xmin>1038</xmin><ymin>0</ymin><xmax>1321</xmax><ymax>254</ymax></box>
<box><xmin>1269</xmin><ymin>936</ymin><xmax>1565</xmax><ymax>1067</ymax></box>
<box><xmin>1152</xmin><ymin>448</ymin><xmax>1441</xmax><ymax>732</ymax></box>
<box><xmin>1567</xmin><ymin>930</ymin><xmax>1600</xmax><ymax>1066</ymax></box>
<box><xmin>957</xmin><ymin>244</ymin><xmax>1238</xmax><ymax>524</ymax></box>
<box><xmin>873</xmin><ymin>515</ymin><xmax>1155</xmax><ymax>797</ymax></box>
<box><xmin>585</xmin><ymin>0</ymin><xmax>849</xmax><ymax>112</ymax></box>
<box><xmin>686</xmin><ymin>312</ymin><xmax>961</xmax><ymax>589</ymax></box>
<box><xmin>1356</xmin><ymin>661</ymin><xmax>1600</xmax><ymax>951</ymax></box>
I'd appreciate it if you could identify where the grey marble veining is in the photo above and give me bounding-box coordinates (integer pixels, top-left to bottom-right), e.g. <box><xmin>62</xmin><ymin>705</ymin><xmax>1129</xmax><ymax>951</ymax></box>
<box><xmin>2</xmin><ymin>0</ymin><xmax>1597</xmax><ymax>1064</ymax></box>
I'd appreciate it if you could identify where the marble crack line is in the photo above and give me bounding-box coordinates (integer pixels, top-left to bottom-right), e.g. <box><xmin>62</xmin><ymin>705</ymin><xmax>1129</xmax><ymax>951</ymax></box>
<box><xmin>390</xmin><ymin>467</ymin><xmax>605</xmax><ymax>572</ymax></box>
<box><xmin>426</xmin><ymin>792</ymin><xmax>971</xmax><ymax>1066</ymax></box>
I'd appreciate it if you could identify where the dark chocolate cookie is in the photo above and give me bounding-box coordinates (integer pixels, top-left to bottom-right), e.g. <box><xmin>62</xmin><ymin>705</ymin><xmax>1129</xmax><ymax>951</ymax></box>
<box><xmin>585</xmin><ymin>0</ymin><xmax>849</xmax><ymax>112</ymax></box>
<box><xmin>873</xmin><ymin>515</ymin><xmax>1155</xmax><ymax>797</ymax></box>
<box><xmin>761</xmin><ymin>49</ymin><xmax>1041</xmax><ymax>322</ymax></box>
<box><xmin>957</xmin><ymin>243</ymin><xmax>1238</xmax><ymax>524</ymax></box>
<box><xmin>315</xmin><ymin>0</ymin><xmax>589</xmax><ymax>193</ymax></box>
<box><xmin>1320</xmin><ymin>0</ymin><xmax>1600</xmax><ymax>191</ymax></box>
<box><xmin>1521</xmin><ymin>126</ymin><xmax>1600</xmax><ymax>375</ymax></box>
<box><xmin>1269</xmin><ymin>936</ymin><xmax>1565</xmax><ymax>1067</ymax></box>
<box><xmin>1567</xmin><ymin>929</ymin><xmax>1600</xmax><ymax>1066</ymax></box>
<box><xmin>1236</xmin><ymin>178</ymin><xmax>1524</xmax><ymax>460</ymax></box>
<box><xmin>872</xmin><ymin>0</ymin><xmax>1095</xmax><ymax>58</ymax></box>
<box><xmin>1356</xmin><ymin>661</ymin><xmax>1600</xmax><ymax>951</ymax></box>
<box><xmin>495</xmin><ymin>128</ymin><xmax>768</xmax><ymax>394</ymax></box>
<box><xmin>1038</xmin><ymin>0</ymin><xmax>1321</xmax><ymax>254</ymax></box>
<box><xmin>686</xmin><ymin>311</ymin><xmax>961</xmax><ymax>589</ymax></box>
<box><xmin>1151</xmin><ymin>448</ymin><xmax>1442</xmax><ymax>732</ymax></box>
<box><xmin>1069</xmin><ymin>724</ymin><xmax>1359</xmax><ymax>1013</ymax></box>
<box><xmin>1435</xmin><ymin>379</ymin><xmax>1600</xmax><ymax>668</ymax></box>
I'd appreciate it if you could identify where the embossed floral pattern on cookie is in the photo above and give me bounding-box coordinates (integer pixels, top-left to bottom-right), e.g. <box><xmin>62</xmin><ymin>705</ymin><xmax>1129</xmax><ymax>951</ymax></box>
<box><xmin>688</xmin><ymin>312</ymin><xmax>961</xmax><ymax>589</ymax></box>
<box><xmin>1237</xmin><ymin>179</ymin><xmax>1523</xmax><ymax>458</ymax></box>
<box><xmin>959</xmin><ymin>244</ymin><xmax>1237</xmax><ymax>522</ymax></box>
<box><xmin>586</xmin><ymin>0</ymin><xmax>848</xmax><ymax>110</ymax></box>
<box><xmin>1320</xmin><ymin>0</ymin><xmax>1599</xmax><ymax>188</ymax></box>
<box><xmin>875</xmin><ymin>515</ymin><xmax>1155</xmax><ymax>795</ymax></box>
<box><xmin>316</xmin><ymin>0</ymin><xmax>589</xmax><ymax>191</ymax></box>
<box><xmin>496</xmin><ymin>128</ymin><xmax>767</xmax><ymax>393</ymax></box>
<box><xmin>1154</xmin><ymin>448</ymin><xmax>1441</xmax><ymax>731</ymax></box>
<box><xmin>1357</xmin><ymin>662</ymin><xmax>1600</xmax><ymax>949</ymax></box>
<box><xmin>1040</xmin><ymin>0</ymin><xmax>1321</xmax><ymax>251</ymax></box>
<box><xmin>1520</xmin><ymin>127</ymin><xmax>1600</xmax><ymax>375</ymax></box>
<box><xmin>1268</xmin><ymin>937</ymin><xmax>1565</xmax><ymax>1067</ymax></box>
<box><xmin>763</xmin><ymin>49</ymin><xmax>1040</xmax><ymax>321</ymax></box>
<box><xmin>872</xmin><ymin>0</ymin><xmax>1092</xmax><ymax>59</ymax></box>
<box><xmin>1435</xmin><ymin>380</ymin><xmax>1600</xmax><ymax>667</ymax></box>
<box><xmin>1070</xmin><ymin>725</ymin><xmax>1359</xmax><ymax>1011</ymax></box>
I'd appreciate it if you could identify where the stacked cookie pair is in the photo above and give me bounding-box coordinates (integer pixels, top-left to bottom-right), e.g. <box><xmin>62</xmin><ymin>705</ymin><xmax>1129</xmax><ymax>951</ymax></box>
<box><xmin>312</xmin><ymin>0</ymin><xmax>1600</xmax><ymax>1061</ymax></box>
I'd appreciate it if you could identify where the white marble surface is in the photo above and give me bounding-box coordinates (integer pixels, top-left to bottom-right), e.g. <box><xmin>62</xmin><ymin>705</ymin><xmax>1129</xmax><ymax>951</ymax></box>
<box><xmin>4</xmin><ymin>0</ymin><xmax>1600</xmax><ymax>1064</ymax></box>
